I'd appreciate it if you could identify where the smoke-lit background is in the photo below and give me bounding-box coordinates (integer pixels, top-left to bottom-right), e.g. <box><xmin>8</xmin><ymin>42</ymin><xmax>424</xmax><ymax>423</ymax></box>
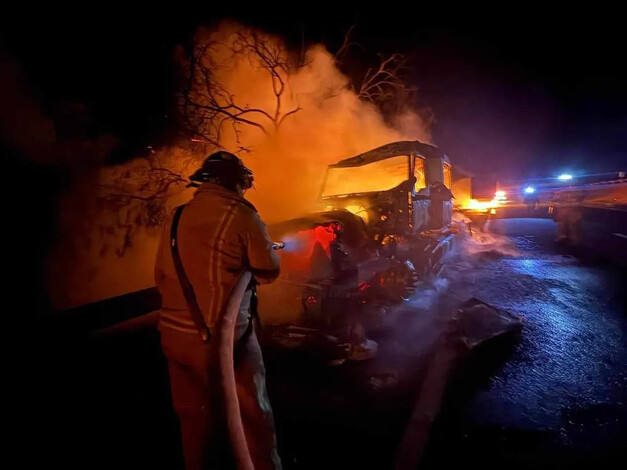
<box><xmin>1</xmin><ymin>5</ymin><xmax>624</xmax><ymax>316</ymax></box>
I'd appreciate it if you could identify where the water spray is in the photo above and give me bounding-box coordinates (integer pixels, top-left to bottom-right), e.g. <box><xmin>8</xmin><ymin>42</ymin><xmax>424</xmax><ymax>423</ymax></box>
<box><xmin>272</xmin><ymin>235</ymin><xmax>306</xmax><ymax>253</ymax></box>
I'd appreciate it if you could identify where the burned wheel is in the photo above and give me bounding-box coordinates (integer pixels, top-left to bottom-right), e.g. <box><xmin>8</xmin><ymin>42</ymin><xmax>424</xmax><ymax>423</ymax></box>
<box><xmin>398</xmin><ymin>260</ymin><xmax>420</xmax><ymax>301</ymax></box>
<box><xmin>380</xmin><ymin>259</ymin><xmax>420</xmax><ymax>302</ymax></box>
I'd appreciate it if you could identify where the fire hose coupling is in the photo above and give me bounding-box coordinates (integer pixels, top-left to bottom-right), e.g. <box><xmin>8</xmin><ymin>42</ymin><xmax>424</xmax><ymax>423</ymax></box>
<box><xmin>272</xmin><ymin>241</ymin><xmax>285</xmax><ymax>250</ymax></box>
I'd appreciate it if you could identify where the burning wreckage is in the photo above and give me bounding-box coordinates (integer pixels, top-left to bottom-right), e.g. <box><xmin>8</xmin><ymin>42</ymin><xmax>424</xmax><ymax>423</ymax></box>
<box><xmin>258</xmin><ymin>141</ymin><xmax>460</xmax><ymax>362</ymax></box>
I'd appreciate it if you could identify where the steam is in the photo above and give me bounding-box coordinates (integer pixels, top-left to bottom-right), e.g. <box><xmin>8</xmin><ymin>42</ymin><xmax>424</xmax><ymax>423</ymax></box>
<box><xmin>399</xmin><ymin>216</ymin><xmax>521</xmax><ymax>315</ymax></box>
<box><xmin>278</xmin><ymin>234</ymin><xmax>305</xmax><ymax>253</ymax></box>
<box><xmin>410</xmin><ymin>277</ymin><xmax>451</xmax><ymax>311</ymax></box>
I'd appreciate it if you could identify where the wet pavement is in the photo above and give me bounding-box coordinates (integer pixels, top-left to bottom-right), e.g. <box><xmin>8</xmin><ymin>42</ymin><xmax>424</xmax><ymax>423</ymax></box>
<box><xmin>38</xmin><ymin>218</ymin><xmax>626</xmax><ymax>469</ymax></box>
<box><xmin>423</xmin><ymin>218</ymin><xmax>627</xmax><ymax>469</ymax></box>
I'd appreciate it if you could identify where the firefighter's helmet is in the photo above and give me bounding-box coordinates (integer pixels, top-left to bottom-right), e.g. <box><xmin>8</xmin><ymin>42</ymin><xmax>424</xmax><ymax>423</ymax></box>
<box><xmin>188</xmin><ymin>151</ymin><xmax>253</xmax><ymax>190</ymax></box>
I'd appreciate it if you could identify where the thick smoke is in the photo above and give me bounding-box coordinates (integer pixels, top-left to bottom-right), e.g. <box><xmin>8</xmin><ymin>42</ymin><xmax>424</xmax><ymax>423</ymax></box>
<box><xmin>48</xmin><ymin>22</ymin><xmax>432</xmax><ymax>310</ymax></box>
<box><xmin>178</xmin><ymin>23</ymin><xmax>431</xmax><ymax>221</ymax></box>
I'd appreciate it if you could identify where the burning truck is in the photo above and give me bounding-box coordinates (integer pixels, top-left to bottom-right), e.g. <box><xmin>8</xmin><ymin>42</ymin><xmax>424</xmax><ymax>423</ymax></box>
<box><xmin>258</xmin><ymin>141</ymin><xmax>457</xmax><ymax>358</ymax></box>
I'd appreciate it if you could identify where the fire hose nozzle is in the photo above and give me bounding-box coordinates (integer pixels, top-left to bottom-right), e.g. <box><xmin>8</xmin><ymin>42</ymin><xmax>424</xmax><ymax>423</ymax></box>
<box><xmin>272</xmin><ymin>241</ymin><xmax>285</xmax><ymax>250</ymax></box>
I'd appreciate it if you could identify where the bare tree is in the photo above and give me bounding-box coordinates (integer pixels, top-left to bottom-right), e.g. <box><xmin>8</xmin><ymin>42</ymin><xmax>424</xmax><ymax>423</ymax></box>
<box><xmin>357</xmin><ymin>53</ymin><xmax>413</xmax><ymax>103</ymax></box>
<box><xmin>98</xmin><ymin>25</ymin><xmax>420</xmax><ymax>256</ymax></box>
<box><xmin>95</xmin><ymin>149</ymin><xmax>194</xmax><ymax>255</ymax></box>
<box><xmin>97</xmin><ymin>29</ymin><xmax>309</xmax><ymax>255</ymax></box>
<box><xmin>179</xmin><ymin>30</ymin><xmax>302</xmax><ymax>148</ymax></box>
<box><xmin>100</xmin><ymin>154</ymin><xmax>188</xmax><ymax>207</ymax></box>
<box><xmin>333</xmin><ymin>25</ymin><xmax>415</xmax><ymax>110</ymax></box>
<box><xmin>334</xmin><ymin>24</ymin><xmax>360</xmax><ymax>64</ymax></box>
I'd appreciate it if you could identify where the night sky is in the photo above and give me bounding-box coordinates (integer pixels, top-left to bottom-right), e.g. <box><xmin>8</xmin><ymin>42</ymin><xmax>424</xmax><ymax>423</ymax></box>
<box><xmin>2</xmin><ymin>5</ymin><xmax>625</xmax><ymax>184</ymax></box>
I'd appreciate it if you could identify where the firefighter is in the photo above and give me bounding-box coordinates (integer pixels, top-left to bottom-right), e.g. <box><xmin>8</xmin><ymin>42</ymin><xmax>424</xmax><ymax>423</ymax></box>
<box><xmin>154</xmin><ymin>151</ymin><xmax>282</xmax><ymax>469</ymax></box>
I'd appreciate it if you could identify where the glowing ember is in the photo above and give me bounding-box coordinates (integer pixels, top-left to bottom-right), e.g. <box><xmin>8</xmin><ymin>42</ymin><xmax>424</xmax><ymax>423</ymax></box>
<box><xmin>344</xmin><ymin>205</ymin><xmax>369</xmax><ymax>223</ymax></box>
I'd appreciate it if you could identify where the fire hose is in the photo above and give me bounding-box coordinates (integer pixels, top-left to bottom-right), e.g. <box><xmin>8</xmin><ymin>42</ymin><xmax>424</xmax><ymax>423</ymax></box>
<box><xmin>220</xmin><ymin>270</ymin><xmax>254</xmax><ymax>470</ymax></box>
<box><xmin>221</xmin><ymin>242</ymin><xmax>283</xmax><ymax>469</ymax></box>
<box><xmin>171</xmin><ymin>204</ymin><xmax>284</xmax><ymax>468</ymax></box>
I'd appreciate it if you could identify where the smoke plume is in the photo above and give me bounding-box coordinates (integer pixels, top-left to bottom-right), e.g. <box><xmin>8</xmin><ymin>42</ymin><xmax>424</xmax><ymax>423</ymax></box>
<box><xmin>48</xmin><ymin>22</ymin><xmax>432</xmax><ymax>310</ymax></box>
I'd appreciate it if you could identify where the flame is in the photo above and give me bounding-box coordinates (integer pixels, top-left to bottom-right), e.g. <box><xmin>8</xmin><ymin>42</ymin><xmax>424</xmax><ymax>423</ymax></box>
<box><xmin>277</xmin><ymin>226</ymin><xmax>336</xmax><ymax>276</ymax></box>
<box><xmin>48</xmin><ymin>21</ymin><xmax>433</xmax><ymax>309</ymax></box>
<box><xmin>465</xmin><ymin>198</ymin><xmax>502</xmax><ymax>212</ymax></box>
<box><xmin>344</xmin><ymin>205</ymin><xmax>369</xmax><ymax>223</ymax></box>
<box><xmin>174</xmin><ymin>23</ymin><xmax>432</xmax><ymax>224</ymax></box>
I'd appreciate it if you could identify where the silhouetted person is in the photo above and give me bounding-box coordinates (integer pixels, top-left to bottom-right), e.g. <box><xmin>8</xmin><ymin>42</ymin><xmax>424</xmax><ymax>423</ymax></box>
<box><xmin>155</xmin><ymin>152</ymin><xmax>281</xmax><ymax>469</ymax></box>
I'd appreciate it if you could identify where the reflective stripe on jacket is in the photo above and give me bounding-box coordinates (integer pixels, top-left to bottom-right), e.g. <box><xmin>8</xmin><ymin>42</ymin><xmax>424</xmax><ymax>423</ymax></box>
<box><xmin>155</xmin><ymin>183</ymin><xmax>280</xmax><ymax>334</ymax></box>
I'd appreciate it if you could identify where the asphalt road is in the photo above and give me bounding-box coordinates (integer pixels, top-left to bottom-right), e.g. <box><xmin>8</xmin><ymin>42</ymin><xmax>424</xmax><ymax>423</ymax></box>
<box><xmin>35</xmin><ymin>218</ymin><xmax>626</xmax><ymax>469</ymax></box>
<box><xmin>423</xmin><ymin>218</ymin><xmax>627</xmax><ymax>469</ymax></box>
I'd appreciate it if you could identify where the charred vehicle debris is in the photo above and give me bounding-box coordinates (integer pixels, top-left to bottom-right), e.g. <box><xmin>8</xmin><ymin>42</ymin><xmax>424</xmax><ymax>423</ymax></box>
<box><xmin>258</xmin><ymin>141</ymin><xmax>461</xmax><ymax>361</ymax></box>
